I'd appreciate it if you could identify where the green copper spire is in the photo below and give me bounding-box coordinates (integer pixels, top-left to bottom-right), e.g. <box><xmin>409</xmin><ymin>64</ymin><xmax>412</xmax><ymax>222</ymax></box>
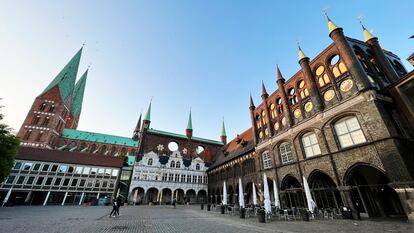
<box><xmin>186</xmin><ymin>110</ymin><xmax>193</xmax><ymax>130</ymax></box>
<box><xmin>42</xmin><ymin>47</ymin><xmax>83</xmax><ymax>105</ymax></box>
<box><xmin>298</xmin><ymin>45</ymin><xmax>308</xmax><ymax>61</ymax></box>
<box><xmin>221</xmin><ymin>119</ymin><xmax>226</xmax><ymax>137</ymax></box>
<box><xmin>71</xmin><ymin>69</ymin><xmax>88</xmax><ymax>118</ymax></box>
<box><xmin>325</xmin><ymin>14</ymin><xmax>339</xmax><ymax>34</ymax></box>
<box><xmin>144</xmin><ymin>101</ymin><xmax>152</xmax><ymax>121</ymax></box>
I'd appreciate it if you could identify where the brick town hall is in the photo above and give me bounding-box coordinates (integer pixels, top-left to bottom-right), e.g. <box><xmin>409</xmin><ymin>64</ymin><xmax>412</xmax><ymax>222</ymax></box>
<box><xmin>1</xmin><ymin>15</ymin><xmax>414</xmax><ymax>221</ymax></box>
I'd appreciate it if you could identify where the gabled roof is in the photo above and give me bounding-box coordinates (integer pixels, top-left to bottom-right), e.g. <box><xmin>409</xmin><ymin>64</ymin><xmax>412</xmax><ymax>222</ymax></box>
<box><xmin>209</xmin><ymin>128</ymin><xmax>254</xmax><ymax>169</ymax></box>
<box><xmin>71</xmin><ymin>69</ymin><xmax>88</xmax><ymax>118</ymax></box>
<box><xmin>147</xmin><ymin>128</ymin><xmax>223</xmax><ymax>145</ymax></box>
<box><xmin>42</xmin><ymin>48</ymin><xmax>82</xmax><ymax>105</ymax></box>
<box><xmin>62</xmin><ymin>128</ymin><xmax>138</xmax><ymax>147</ymax></box>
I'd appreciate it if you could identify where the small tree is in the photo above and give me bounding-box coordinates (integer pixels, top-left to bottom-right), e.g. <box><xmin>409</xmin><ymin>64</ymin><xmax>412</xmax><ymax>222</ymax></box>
<box><xmin>0</xmin><ymin>101</ymin><xmax>20</xmax><ymax>181</ymax></box>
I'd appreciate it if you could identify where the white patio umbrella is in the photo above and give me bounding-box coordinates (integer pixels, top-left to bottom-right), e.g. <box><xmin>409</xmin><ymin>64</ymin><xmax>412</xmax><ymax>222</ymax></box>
<box><xmin>252</xmin><ymin>182</ymin><xmax>257</xmax><ymax>206</ymax></box>
<box><xmin>222</xmin><ymin>181</ymin><xmax>228</xmax><ymax>205</ymax></box>
<box><xmin>303</xmin><ymin>176</ymin><xmax>316</xmax><ymax>212</ymax></box>
<box><xmin>273</xmin><ymin>179</ymin><xmax>280</xmax><ymax>208</ymax></box>
<box><xmin>238</xmin><ymin>178</ymin><xmax>245</xmax><ymax>208</ymax></box>
<box><xmin>2</xmin><ymin>188</ymin><xmax>12</xmax><ymax>206</ymax></box>
<box><xmin>263</xmin><ymin>173</ymin><xmax>272</xmax><ymax>214</ymax></box>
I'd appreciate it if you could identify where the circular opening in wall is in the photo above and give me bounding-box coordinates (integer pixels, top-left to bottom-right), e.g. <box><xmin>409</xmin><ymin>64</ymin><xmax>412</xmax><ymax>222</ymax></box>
<box><xmin>196</xmin><ymin>145</ymin><xmax>205</xmax><ymax>154</ymax></box>
<box><xmin>168</xmin><ymin>141</ymin><xmax>179</xmax><ymax>151</ymax></box>
<box><xmin>330</xmin><ymin>54</ymin><xmax>340</xmax><ymax>66</ymax></box>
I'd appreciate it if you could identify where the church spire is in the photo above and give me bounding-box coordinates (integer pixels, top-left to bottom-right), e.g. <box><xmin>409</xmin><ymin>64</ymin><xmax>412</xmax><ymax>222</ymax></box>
<box><xmin>144</xmin><ymin>101</ymin><xmax>151</xmax><ymax>122</ymax></box>
<box><xmin>42</xmin><ymin>47</ymin><xmax>83</xmax><ymax>105</ymax></box>
<box><xmin>142</xmin><ymin>100</ymin><xmax>152</xmax><ymax>130</ymax></box>
<box><xmin>132</xmin><ymin>113</ymin><xmax>142</xmax><ymax>140</ymax></box>
<box><xmin>71</xmin><ymin>69</ymin><xmax>88</xmax><ymax>120</ymax></box>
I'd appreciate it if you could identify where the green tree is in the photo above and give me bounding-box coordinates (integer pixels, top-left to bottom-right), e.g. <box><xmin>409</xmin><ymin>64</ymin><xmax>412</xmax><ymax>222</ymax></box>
<box><xmin>0</xmin><ymin>101</ymin><xmax>20</xmax><ymax>181</ymax></box>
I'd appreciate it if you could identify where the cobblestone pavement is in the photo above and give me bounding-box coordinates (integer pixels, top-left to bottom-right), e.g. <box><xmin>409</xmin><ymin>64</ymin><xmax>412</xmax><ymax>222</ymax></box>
<box><xmin>0</xmin><ymin>205</ymin><xmax>413</xmax><ymax>233</ymax></box>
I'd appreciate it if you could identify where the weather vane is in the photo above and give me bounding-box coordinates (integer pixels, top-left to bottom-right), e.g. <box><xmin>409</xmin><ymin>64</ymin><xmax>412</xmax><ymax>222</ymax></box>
<box><xmin>323</xmin><ymin>6</ymin><xmax>329</xmax><ymax>16</ymax></box>
<box><xmin>357</xmin><ymin>15</ymin><xmax>363</xmax><ymax>24</ymax></box>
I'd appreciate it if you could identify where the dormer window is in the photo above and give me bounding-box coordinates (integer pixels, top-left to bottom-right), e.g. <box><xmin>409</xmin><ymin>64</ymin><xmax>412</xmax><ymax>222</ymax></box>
<box><xmin>196</xmin><ymin>163</ymin><xmax>200</xmax><ymax>170</ymax></box>
<box><xmin>170</xmin><ymin>160</ymin><xmax>175</xmax><ymax>168</ymax></box>
<box><xmin>147</xmin><ymin>158</ymin><xmax>153</xmax><ymax>166</ymax></box>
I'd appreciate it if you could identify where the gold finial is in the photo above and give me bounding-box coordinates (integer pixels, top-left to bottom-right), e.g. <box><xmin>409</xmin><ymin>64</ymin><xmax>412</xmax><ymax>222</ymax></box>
<box><xmin>297</xmin><ymin>40</ymin><xmax>307</xmax><ymax>61</ymax></box>
<box><xmin>324</xmin><ymin>8</ymin><xmax>338</xmax><ymax>34</ymax></box>
<box><xmin>358</xmin><ymin>15</ymin><xmax>375</xmax><ymax>42</ymax></box>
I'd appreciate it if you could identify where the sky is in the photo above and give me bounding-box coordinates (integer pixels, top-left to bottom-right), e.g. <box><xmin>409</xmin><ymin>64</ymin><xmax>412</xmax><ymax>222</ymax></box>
<box><xmin>0</xmin><ymin>0</ymin><xmax>413</xmax><ymax>141</ymax></box>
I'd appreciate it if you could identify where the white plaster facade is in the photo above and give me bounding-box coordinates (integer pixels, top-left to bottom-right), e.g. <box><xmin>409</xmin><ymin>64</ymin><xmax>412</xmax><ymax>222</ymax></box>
<box><xmin>128</xmin><ymin>150</ymin><xmax>208</xmax><ymax>204</ymax></box>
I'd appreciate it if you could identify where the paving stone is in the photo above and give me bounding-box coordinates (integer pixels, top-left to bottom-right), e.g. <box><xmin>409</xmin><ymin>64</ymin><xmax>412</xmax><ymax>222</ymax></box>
<box><xmin>0</xmin><ymin>205</ymin><xmax>413</xmax><ymax>233</ymax></box>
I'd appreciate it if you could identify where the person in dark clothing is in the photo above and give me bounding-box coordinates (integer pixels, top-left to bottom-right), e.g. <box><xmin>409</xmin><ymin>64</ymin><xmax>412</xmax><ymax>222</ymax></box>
<box><xmin>109</xmin><ymin>198</ymin><xmax>118</xmax><ymax>217</ymax></box>
<box><xmin>115</xmin><ymin>196</ymin><xmax>122</xmax><ymax>216</ymax></box>
<box><xmin>172</xmin><ymin>198</ymin><xmax>176</xmax><ymax>209</ymax></box>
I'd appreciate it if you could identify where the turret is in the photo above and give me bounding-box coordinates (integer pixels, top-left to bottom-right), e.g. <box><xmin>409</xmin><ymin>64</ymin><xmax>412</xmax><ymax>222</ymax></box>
<box><xmin>361</xmin><ymin>21</ymin><xmax>400</xmax><ymax>82</ymax></box>
<box><xmin>298</xmin><ymin>45</ymin><xmax>324</xmax><ymax>111</ymax></box>
<box><xmin>220</xmin><ymin>119</ymin><xmax>227</xmax><ymax>145</ymax></box>
<box><xmin>249</xmin><ymin>94</ymin><xmax>258</xmax><ymax>144</ymax></box>
<box><xmin>186</xmin><ymin>110</ymin><xmax>193</xmax><ymax>139</ymax></box>
<box><xmin>326</xmin><ymin>14</ymin><xmax>371</xmax><ymax>90</ymax></box>
<box><xmin>276</xmin><ymin>65</ymin><xmax>293</xmax><ymax>127</ymax></box>
<box><xmin>261</xmin><ymin>81</ymin><xmax>274</xmax><ymax>137</ymax></box>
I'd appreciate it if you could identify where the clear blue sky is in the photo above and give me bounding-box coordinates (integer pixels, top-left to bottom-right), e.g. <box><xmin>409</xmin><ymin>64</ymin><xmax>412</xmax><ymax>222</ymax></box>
<box><xmin>0</xmin><ymin>0</ymin><xmax>413</xmax><ymax>141</ymax></box>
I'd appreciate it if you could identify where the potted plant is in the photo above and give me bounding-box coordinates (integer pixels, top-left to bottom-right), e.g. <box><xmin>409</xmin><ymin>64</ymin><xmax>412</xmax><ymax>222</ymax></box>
<box><xmin>240</xmin><ymin>207</ymin><xmax>246</xmax><ymax>219</ymax></box>
<box><xmin>207</xmin><ymin>203</ymin><xmax>211</xmax><ymax>211</ymax></box>
<box><xmin>257</xmin><ymin>207</ymin><xmax>266</xmax><ymax>223</ymax></box>
<box><xmin>201</xmin><ymin>203</ymin><xmax>204</xmax><ymax>210</ymax></box>
<box><xmin>221</xmin><ymin>204</ymin><xmax>226</xmax><ymax>214</ymax></box>
<box><xmin>300</xmin><ymin>208</ymin><xmax>310</xmax><ymax>221</ymax></box>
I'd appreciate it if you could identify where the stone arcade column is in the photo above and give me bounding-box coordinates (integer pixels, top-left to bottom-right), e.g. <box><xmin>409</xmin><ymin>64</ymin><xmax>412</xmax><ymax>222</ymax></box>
<box><xmin>338</xmin><ymin>186</ymin><xmax>359</xmax><ymax>220</ymax></box>
<box><xmin>79</xmin><ymin>192</ymin><xmax>85</xmax><ymax>205</ymax></box>
<box><xmin>395</xmin><ymin>188</ymin><xmax>414</xmax><ymax>222</ymax></box>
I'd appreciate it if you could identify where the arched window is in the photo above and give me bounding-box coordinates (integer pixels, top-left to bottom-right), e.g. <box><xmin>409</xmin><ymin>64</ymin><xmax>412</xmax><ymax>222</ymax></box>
<box><xmin>36</xmin><ymin>131</ymin><xmax>44</xmax><ymax>142</ymax></box>
<box><xmin>329</xmin><ymin>54</ymin><xmax>348</xmax><ymax>78</ymax></box>
<box><xmin>147</xmin><ymin>158</ymin><xmax>153</xmax><ymax>166</ymax></box>
<box><xmin>32</xmin><ymin>115</ymin><xmax>41</xmax><ymax>125</ymax></box>
<box><xmin>262</xmin><ymin>151</ymin><xmax>273</xmax><ymax>169</ymax></box>
<box><xmin>170</xmin><ymin>160</ymin><xmax>175</xmax><ymax>168</ymax></box>
<box><xmin>42</xmin><ymin>117</ymin><xmax>50</xmax><ymax>126</ymax></box>
<box><xmin>23</xmin><ymin>130</ymin><xmax>32</xmax><ymax>140</ymax></box>
<box><xmin>279</xmin><ymin>142</ymin><xmax>293</xmax><ymax>164</ymax></box>
<box><xmin>176</xmin><ymin>161</ymin><xmax>181</xmax><ymax>168</ymax></box>
<box><xmin>196</xmin><ymin>163</ymin><xmax>200</xmax><ymax>170</ymax></box>
<box><xmin>39</xmin><ymin>103</ymin><xmax>47</xmax><ymax>111</ymax></box>
<box><xmin>270</xmin><ymin>103</ymin><xmax>277</xmax><ymax>119</ymax></box>
<box><xmin>302</xmin><ymin>132</ymin><xmax>321</xmax><ymax>158</ymax></box>
<box><xmin>334</xmin><ymin>116</ymin><xmax>366</xmax><ymax>148</ymax></box>
<box><xmin>48</xmin><ymin>104</ymin><xmax>55</xmax><ymax>112</ymax></box>
<box><xmin>298</xmin><ymin>80</ymin><xmax>309</xmax><ymax>99</ymax></box>
<box><xmin>315</xmin><ymin>65</ymin><xmax>331</xmax><ymax>87</ymax></box>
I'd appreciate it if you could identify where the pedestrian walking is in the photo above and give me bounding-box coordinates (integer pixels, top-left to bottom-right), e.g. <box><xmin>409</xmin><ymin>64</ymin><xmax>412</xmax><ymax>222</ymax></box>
<box><xmin>109</xmin><ymin>198</ymin><xmax>118</xmax><ymax>218</ymax></box>
<box><xmin>172</xmin><ymin>198</ymin><xmax>176</xmax><ymax>209</ymax></box>
<box><xmin>115</xmin><ymin>196</ymin><xmax>122</xmax><ymax>216</ymax></box>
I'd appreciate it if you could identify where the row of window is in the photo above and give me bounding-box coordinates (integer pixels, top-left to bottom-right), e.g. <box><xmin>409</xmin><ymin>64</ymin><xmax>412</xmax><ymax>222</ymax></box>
<box><xmin>3</xmin><ymin>175</ymin><xmax>115</xmax><ymax>189</ymax></box>
<box><xmin>134</xmin><ymin>172</ymin><xmax>207</xmax><ymax>184</ymax></box>
<box><xmin>147</xmin><ymin>158</ymin><xmax>202</xmax><ymax>170</ymax></box>
<box><xmin>14</xmin><ymin>161</ymin><xmax>119</xmax><ymax>177</ymax></box>
<box><xmin>262</xmin><ymin>116</ymin><xmax>367</xmax><ymax>168</ymax></box>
